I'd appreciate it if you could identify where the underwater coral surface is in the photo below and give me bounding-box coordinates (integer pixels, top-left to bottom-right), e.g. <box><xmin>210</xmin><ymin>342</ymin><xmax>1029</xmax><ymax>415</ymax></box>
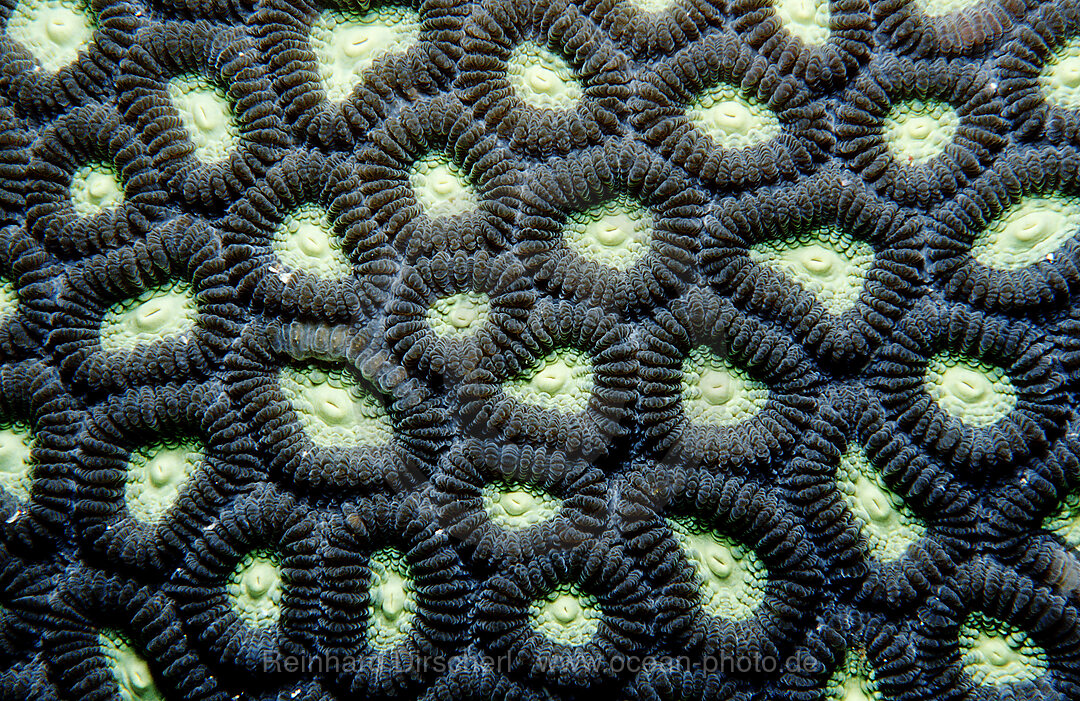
<box><xmin>2</xmin><ymin>0</ymin><xmax>1080</xmax><ymax>698</ymax></box>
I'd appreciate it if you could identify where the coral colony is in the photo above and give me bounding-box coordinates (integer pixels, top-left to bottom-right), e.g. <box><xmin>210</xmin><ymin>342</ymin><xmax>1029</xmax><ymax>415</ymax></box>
<box><xmin>2</xmin><ymin>0</ymin><xmax>1080</xmax><ymax>699</ymax></box>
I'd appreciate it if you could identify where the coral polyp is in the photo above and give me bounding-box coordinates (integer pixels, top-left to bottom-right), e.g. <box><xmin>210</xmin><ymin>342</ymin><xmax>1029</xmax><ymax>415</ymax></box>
<box><xmin>836</xmin><ymin>448</ymin><xmax>926</xmax><ymax>562</ymax></box>
<box><xmin>924</xmin><ymin>352</ymin><xmax>1017</xmax><ymax>427</ymax></box>
<box><xmin>310</xmin><ymin>4</ymin><xmax>420</xmax><ymax>102</ymax></box>
<box><xmin>366</xmin><ymin>547</ymin><xmax>416</xmax><ymax>651</ymax></box>
<box><xmin>99</xmin><ymin>632</ymin><xmax>163</xmax><ymax>701</ymax></box>
<box><xmin>771</xmin><ymin>0</ymin><xmax>831</xmax><ymax>45</ymax></box>
<box><xmin>0</xmin><ymin>421</ymin><xmax>32</xmax><ymax>503</ymax></box>
<box><xmin>5</xmin><ymin>0</ymin><xmax>94</xmax><ymax>72</ymax></box>
<box><xmin>668</xmin><ymin>516</ymin><xmax>768</xmax><ymax>621</ymax></box>
<box><xmin>749</xmin><ymin>228</ymin><xmax>877</xmax><ymax>316</ymax></box>
<box><xmin>883</xmin><ymin>98</ymin><xmax>959</xmax><ymax>165</ymax></box>
<box><xmin>98</xmin><ymin>282</ymin><xmax>199</xmax><ymax>353</ymax></box>
<box><xmin>505</xmin><ymin>41</ymin><xmax>582</xmax><ymax>111</ymax></box>
<box><xmin>958</xmin><ymin>613</ymin><xmax>1048</xmax><ymax>687</ymax></box>
<box><xmin>503</xmin><ymin>347</ymin><xmax>594</xmax><ymax>415</ymax></box>
<box><xmin>1040</xmin><ymin>37</ymin><xmax>1080</xmax><ymax>110</ymax></box>
<box><xmin>278</xmin><ymin>364</ymin><xmax>394</xmax><ymax>449</ymax></box>
<box><xmin>529</xmin><ymin>584</ymin><xmax>600</xmax><ymax>646</ymax></box>
<box><xmin>687</xmin><ymin>83</ymin><xmax>782</xmax><ymax>150</ymax></box>
<box><xmin>680</xmin><ymin>347</ymin><xmax>769</xmax><ymax>427</ymax></box>
<box><xmin>165</xmin><ymin>75</ymin><xmax>239</xmax><ymax>165</ymax></box>
<box><xmin>123</xmin><ymin>441</ymin><xmax>201</xmax><ymax>524</ymax></box>
<box><xmin>226</xmin><ymin>550</ymin><xmax>282</xmax><ymax>629</ymax></box>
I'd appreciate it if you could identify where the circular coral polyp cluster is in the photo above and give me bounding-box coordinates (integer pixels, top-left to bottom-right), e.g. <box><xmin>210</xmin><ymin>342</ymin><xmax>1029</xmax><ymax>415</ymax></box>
<box><xmin>124</xmin><ymin>441</ymin><xmax>202</xmax><ymax>523</ymax></box>
<box><xmin>425</xmin><ymin>292</ymin><xmax>492</xmax><ymax>337</ymax></box>
<box><xmin>836</xmin><ymin>448</ymin><xmax>925</xmax><ymax>562</ymax></box>
<box><xmin>749</xmin><ymin>228</ymin><xmax>876</xmax><ymax>316</ymax></box>
<box><xmin>70</xmin><ymin>161</ymin><xmax>123</xmax><ymax>217</ymax></box>
<box><xmin>271</xmin><ymin>203</ymin><xmax>352</xmax><ymax>279</ymax></box>
<box><xmin>826</xmin><ymin>649</ymin><xmax>880</xmax><ymax>701</ymax></box>
<box><xmin>227</xmin><ymin>550</ymin><xmax>282</xmax><ymax>629</ymax></box>
<box><xmin>681</xmin><ymin>347</ymin><xmax>769</xmax><ymax>427</ymax></box>
<box><xmin>98</xmin><ymin>281</ymin><xmax>199</xmax><ymax>353</ymax></box>
<box><xmin>958</xmin><ymin>613</ymin><xmax>1048</xmax><ymax>687</ymax></box>
<box><xmin>277</xmin><ymin>365</ymin><xmax>394</xmax><ymax>449</ymax></box>
<box><xmin>481</xmin><ymin>480</ymin><xmax>563</xmax><ymax>531</ymax></box>
<box><xmin>367</xmin><ymin>547</ymin><xmax>416</xmax><ymax>651</ymax></box>
<box><xmin>165</xmin><ymin>75</ymin><xmax>239</xmax><ymax>164</ymax></box>
<box><xmin>529</xmin><ymin>584</ymin><xmax>601</xmax><ymax>646</ymax></box>
<box><xmin>771</xmin><ymin>0</ymin><xmax>831</xmax><ymax>45</ymax></box>
<box><xmin>505</xmin><ymin>41</ymin><xmax>583</xmax><ymax>111</ymax></box>
<box><xmin>1040</xmin><ymin>37</ymin><xmax>1080</xmax><ymax>110</ymax></box>
<box><xmin>309</xmin><ymin>4</ymin><xmax>421</xmax><ymax>103</ymax></box>
<box><xmin>408</xmin><ymin>153</ymin><xmax>478</xmax><ymax>219</ymax></box>
<box><xmin>561</xmin><ymin>196</ymin><xmax>653</xmax><ymax>272</ymax></box>
<box><xmin>99</xmin><ymin>631</ymin><xmax>162</xmax><ymax>701</ymax></box>
<box><xmin>5</xmin><ymin>0</ymin><xmax>94</xmax><ymax>72</ymax></box>
<box><xmin>883</xmin><ymin>99</ymin><xmax>959</xmax><ymax>165</ymax></box>
<box><xmin>687</xmin><ymin>83</ymin><xmax>782</xmax><ymax>150</ymax></box>
<box><xmin>503</xmin><ymin>347</ymin><xmax>595</xmax><ymax>415</ymax></box>
<box><xmin>668</xmin><ymin>516</ymin><xmax>768</xmax><ymax>621</ymax></box>
<box><xmin>923</xmin><ymin>352</ymin><xmax>1017</xmax><ymax>427</ymax></box>
<box><xmin>969</xmin><ymin>194</ymin><xmax>1080</xmax><ymax>271</ymax></box>
<box><xmin>0</xmin><ymin>421</ymin><xmax>33</xmax><ymax>503</ymax></box>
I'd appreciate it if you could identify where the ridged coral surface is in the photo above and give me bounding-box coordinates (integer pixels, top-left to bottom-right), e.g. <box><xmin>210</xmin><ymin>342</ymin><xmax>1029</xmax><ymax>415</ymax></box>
<box><xmin>3</xmin><ymin>0</ymin><xmax>1080</xmax><ymax>699</ymax></box>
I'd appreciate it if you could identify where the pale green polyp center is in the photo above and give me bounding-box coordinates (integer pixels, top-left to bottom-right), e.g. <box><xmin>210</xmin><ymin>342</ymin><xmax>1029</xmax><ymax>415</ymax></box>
<box><xmin>750</xmin><ymin>228</ymin><xmax>876</xmax><ymax>315</ymax></box>
<box><xmin>503</xmin><ymin>347</ymin><xmax>594</xmax><ymax>414</ymax></box>
<box><xmin>1040</xmin><ymin>37</ymin><xmax>1080</xmax><ymax>109</ymax></box>
<box><xmin>71</xmin><ymin>162</ymin><xmax>123</xmax><ymax>217</ymax></box>
<box><xmin>771</xmin><ymin>0</ymin><xmax>830</xmax><ymax>45</ymax></box>
<box><xmin>278</xmin><ymin>365</ymin><xmax>394</xmax><ymax>448</ymax></box>
<box><xmin>0</xmin><ymin>281</ymin><xmax>15</xmax><ymax>322</ymax></box>
<box><xmin>124</xmin><ymin>441</ymin><xmax>201</xmax><ymax>523</ymax></box>
<box><xmin>99</xmin><ymin>281</ymin><xmax>199</xmax><ymax>353</ymax></box>
<box><xmin>914</xmin><ymin>0</ymin><xmax>982</xmax><ymax>16</ymax></box>
<box><xmin>883</xmin><ymin>99</ymin><xmax>958</xmax><ymax>165</ymax></box>
<box><xmin>529</xmin><ymin>584</ymin><xmax>600</xmax><ymax>646</ymax></box>
<box><xmin>632</xmin><ymin>0</ymin><xmax>678</xmax><ymax>12</ymax></box>
<box><xmin>668</xmin><ymin>517</ymin><xmax>767</xmax><ymax>621</ymax></box>
<box><xmin>1045</xmin><ymin>492</ymin><xmax>1080</xmax><ymax>550</ymax></box>
<box><xmin>562</xmin><ymin>196</ymin><xmax>653</xmax><ymax>272</ymax></box>
<box><xmin>837</xmin><ymin>448</ymin><xmax>925</xmax><ymax>562</ymax></box>
<box><xmin>409</xmin><ymin>153</ymin><xmax>477</xmax><ymax>218</ymax></box>
<box><xmin>505</xmin><ymin>40</ymin><xmax>582</xmax><ymax>111</ymax></box>
<box><xmin>970</xmin><ymin>195</ymin><xmax>1080</xmax><ymax>270</ymax></box>
<box><xmin>227</xmin><ymin>551</ymin><xmax>282</xmax><ymax>629</ymax></box>
<box><xmin>924</xmin><ymin>352</ymin><xmax>1017</xmax><ymax>427</ymax></box>
<box><xmin>826</xmin><ymin>650</ymin><xmax>880</xmax><ymax>701</ymax></box>
<box><xmin>688</xmin><ymin>83</ymin><xmax>782</xmax><ymax>150</ymax></box>
<box><xmin>100</xmin><ymin>632</ymin><xmax>163</xmax><ymax>701</ymax></box>
<box><xmin>167</xmin><ymin>75</ymin><xmax>238</xmax><ymax>164</ymax></box>
<box><xmin>310</xmin><ymin>4</ymin><xmax>420</xmax><ymax>102</ymax></box>
<box><xmin>6</xmin><ymin>0</ymin><xmax>94</xmax><ymax>72</ymax></box>
<box><xmin>272</xmin><ymin>203</ymin><xmax>352</xmax><ymax>279</ymax></box>
<box><xmin>367</xmin><ymin>547</ymin><xmax>416</xmax><ymax>651</ymax></box>
<box><xmin>959</xmin><ymin>613</ymin><xmax>1048</xmax><ymax>687</ymax></box>
<box><xmin>481</xmin><ymin>480</ymin><xmax>562</xmax><ymax>530</ymax></box>
<box><xmin>681</xmin><ymin>347</ymin><xmax>769</xmax><ymax>427</ymax></box>
<box><xmin>426</xmin><ymin>292</ymin><xmax>491</xmax><ymax>336</ymax></box>
<box><xmin>0</xmin><ymin>422</ymin><xmax>33</xmax><ymax>504</ymax></box>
